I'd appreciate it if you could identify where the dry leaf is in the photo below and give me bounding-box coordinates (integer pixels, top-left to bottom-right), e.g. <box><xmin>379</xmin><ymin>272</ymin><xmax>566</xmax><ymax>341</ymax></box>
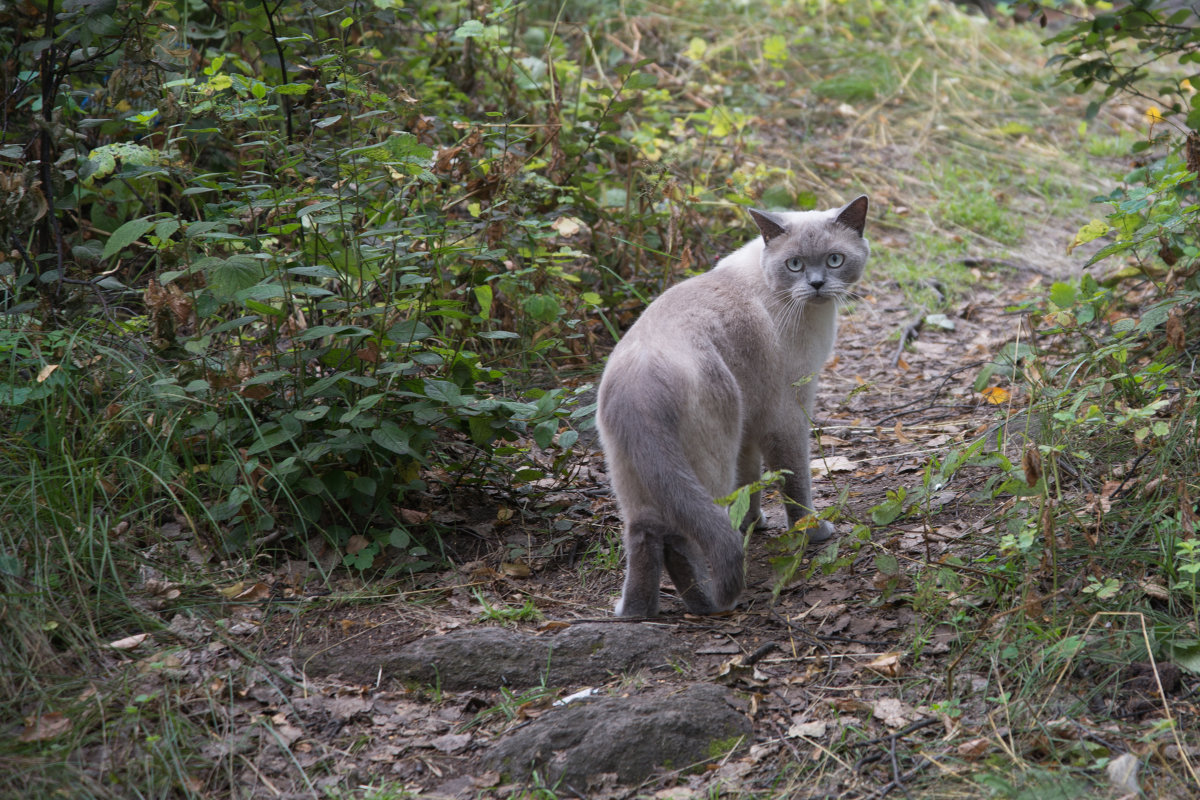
<box><xmin>500</xmin><ymin>561</ymin><xmax>531</xmax><ymax>578</ymax></box>
<box><xmin>893</xmin><ymin>421</ymin><xmax>913</xmax><ymax>444</ymax></box>
<box><xmin>232</xmin><ymin>582</ymin><xmax>271</xmax><ymax>602</ymax></box>
<box><xmin>345</xmin><ymin>534</ymin><xmax>369</xmax><ymax>555</ymax></box>
<box><xmin>1139</xmin><ymin>580</ymin><xmax>1170</xmax><ymax>601</ymax></box>
<box><xmin>551</xmin><ymin>216</ymin><xmax>585</xmax><ymax>237</ymax></box>
<box><xmin>786</xmin><ymin>719</ymin><xmax>827</xmax><ymax>739</ymax></box>
<box><xmin>831</xmin><ymin>698</ymin><xmax>872</xmax><ymax>714</ymax></box>
<box><xmin>36</xmin><ymin>364</ymin><xmax>59</xmax><ymax>383</ymax></box>
<box><xmin>871</xmin><ymin>697</ymin><xmax>919</xmax><ymax>728</ymax></box>
<box><xmin>1022</xmin><ymin>444</ymin><xmax>1042</xmax><ymax>486</ymax></box>
<box><xmin>957</xmin><ymin>737</ymin><xmax>991</xmax><ymax>759</ymax></box>
<box><xmin>399</xmin><ymin>508</ymin><xmax>430</xmax><ymax>525</ymax></box>
<box><xmin>864</xmin><ymin>652</ymin><xmax>904</xmax><ymax>678</ymax></box>
<box><xmin>811</xmin><ymin>455</ymin><xmax>856</xmax><ymax>476</ymax></box>
<box><xmin>19</xmin><ymin>712</ymin><xmax>72</xmax><ymax>742</ymax></box>
<box><xmin>538</xmin><ymin>620</ymin><xmax>571</xmax><ymax>632</ymax></box>
<box><xmin>108</xmin><ymin>632</ymin><xmax>150</xmax><ymax>650</ymax></box>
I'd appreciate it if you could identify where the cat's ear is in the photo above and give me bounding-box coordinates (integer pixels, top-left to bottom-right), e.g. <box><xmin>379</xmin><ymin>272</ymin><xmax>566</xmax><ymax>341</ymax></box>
<box><xmin>748</xmin><ymin>208</ymin><xmax>787</xmax><ymax>243</ymax></box>
<box><xmin>835</xmin><ymin>195</ymin><xmax>869</xmax><ymax>236</ymax></box>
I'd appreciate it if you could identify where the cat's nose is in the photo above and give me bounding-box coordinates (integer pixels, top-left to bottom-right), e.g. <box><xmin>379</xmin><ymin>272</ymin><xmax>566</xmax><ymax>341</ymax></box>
<box><xmin>809</xmin><ymin>278</ymin><xmax>825</xmax><ymax>290</ymax></box>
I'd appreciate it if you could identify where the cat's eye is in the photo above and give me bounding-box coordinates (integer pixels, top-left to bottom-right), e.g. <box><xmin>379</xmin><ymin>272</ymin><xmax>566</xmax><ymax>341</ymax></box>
<box><xmin>826</xmin><ymin>253</ymin><xmax>845</xmax><ymax>268</ymax></box>
<box><xmin>785</xmin><ymin>257</ymin><xmax>804</xmax><ymax>272</ymax></box>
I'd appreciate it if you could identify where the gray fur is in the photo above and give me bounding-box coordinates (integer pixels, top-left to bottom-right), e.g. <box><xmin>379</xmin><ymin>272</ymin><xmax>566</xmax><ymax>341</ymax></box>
<box><xmin>597</xmin><ymin>196</ymin><xmax>870</xmax><ymax>617</ymax></box>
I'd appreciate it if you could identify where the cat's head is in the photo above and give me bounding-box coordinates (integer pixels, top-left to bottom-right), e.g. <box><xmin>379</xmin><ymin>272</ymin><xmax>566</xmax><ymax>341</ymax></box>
<box><xmin>748</xmin><ymin>195</ymin><xmax>870</xmax><ymax>305</ymax></box>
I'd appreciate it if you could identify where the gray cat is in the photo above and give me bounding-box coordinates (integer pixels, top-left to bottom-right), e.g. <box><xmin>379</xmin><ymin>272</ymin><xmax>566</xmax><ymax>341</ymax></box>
<box><xmin>597</xmin><ymin>196</ymin><xmax>870</xmax><ymax>617</ymax></box>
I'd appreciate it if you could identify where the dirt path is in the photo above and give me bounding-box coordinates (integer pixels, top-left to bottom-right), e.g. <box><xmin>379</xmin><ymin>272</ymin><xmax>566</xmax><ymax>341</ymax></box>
<box><xmin>238</xmin><ymin>251</ymin><xmax>1111</xmax><ymax>799</ymax></box>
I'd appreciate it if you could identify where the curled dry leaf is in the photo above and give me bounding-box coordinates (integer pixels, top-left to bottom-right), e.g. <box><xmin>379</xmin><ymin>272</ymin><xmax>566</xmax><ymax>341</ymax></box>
<box><xmin>864</xmin><ymin>652</ymin><xmax>904</xmax><ymax>678</ymax></box>
<box><xmin>1022</xmin><ymin>444</ymin><xmax>1042</xmax><ymax>487</ymax></box>
<box><xmin>108</xmin><ymin>632</ymin><xmax>150</xmax><ymax>650</ymax></box>
<box><xmin>36</xmin><ymin>364</ymin><xmax>59</xmax><ymax>383</ymax></box>
<box><xmin>957</xmin><ymin>737</ymin><xmax>991</xmax><ymax>759</ymax></box>
<box><xmin>1139</xmin><ymin>579</ymin><xmax>1170</xmax><ymax>601</ymax></box>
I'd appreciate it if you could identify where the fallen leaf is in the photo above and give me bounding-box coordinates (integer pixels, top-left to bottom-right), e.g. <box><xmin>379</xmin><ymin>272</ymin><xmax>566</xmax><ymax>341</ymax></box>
<box><xmin>19</xmin><ymin>712</ymin><xmax>72</xmax><ymax>742</ymax></box>
<box><xmin>345</xmin><ymin>534</ymin><xmax>369</xmax><ymax>555</ymax></box>
<box><xmin>864</xmin><ymin>652</ymin><xmax>904</xmax><ymax>678</ymax></box>
<box><xmin>500</xmin><ymin>561</ymin><xmax>531</xmax><ymax>578</ymax></box>
<box><xmin>36</xmin><ymin>364</ymin><xmax>59</xmax><ymax>383</ymax></box>
<box><xmin>399</xmin><ymin>508</ymin><xmax>430</xmax><ymax>525</ymax></box>
<box><xmin>108</xmin><ymin>632</ymin><xmax>150</xmax><ymax>650</ymax></box>
<box><xmin>715</xmin><ymin>655</ymin><xmax>769</xmax><ymax>687</ymax></box>
<box><xmin>872</xmin><ymin>697</ymin><xmax>919</xmax><ymax>728</ymax></box>
<box><xmin>551</xmin><ymin>216</ymin><xmax>584</xmax><ymax>237</ymax></box>
<box><xmin>981</xmin><ymin>386</ymin><xmax>1010</xmax><ymax>405</ymax></box>
<box><xmin>1139</xmin><ymin>580</ymin><xmax>1170</xmax><ymax>601</ymax></box>
<box><xmin>957</xmin><ymin>737</ymin><xmax>991</xmax><ymax>759</ymax></box>
<box><xmin>811</xmin><ymin>455</ymin><xmax>856</xmax><ymax>476</ymax></box>
<box><xmin>893</xmin><ymin>421</ymin><xmax>913</xmax><ymax>444</ymax></box>
<box><xmin>787</xmin><ymin>719</ymin><xmax>827</xmax><ymax>739</ymax></box>
<box><xmin>832</xmin><ymin>698</ymin><xmax>872</xmax><ymax>714</ymax></box>
<box><xmin>232</xmin><ymin>582</ymin><xmax>271</xmax><ymax>602</ymax></box>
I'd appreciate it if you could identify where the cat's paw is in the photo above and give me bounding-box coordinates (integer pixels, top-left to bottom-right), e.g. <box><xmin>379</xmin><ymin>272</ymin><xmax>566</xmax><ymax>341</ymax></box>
<box><xmin>739</xmin><ymin>510</ymin><xmax>769</xmax><ymax>532</ymax></box>
<box><xmin>807</xmin><ymin>520</ymin><xmax>836</xmax><ymax>544</ymax></box>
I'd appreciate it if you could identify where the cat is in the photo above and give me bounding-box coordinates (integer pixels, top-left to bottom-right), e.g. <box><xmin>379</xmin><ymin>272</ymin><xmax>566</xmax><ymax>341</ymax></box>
<box><xmin>596</xmin><ymin>195</ymin><xmax>870</xmax><ymax>617</ymax></box>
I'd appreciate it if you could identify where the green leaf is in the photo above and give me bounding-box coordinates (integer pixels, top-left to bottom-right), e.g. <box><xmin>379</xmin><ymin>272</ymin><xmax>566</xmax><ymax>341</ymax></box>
<box><xmin>1049</xmin><ymin>281</ymin><xmax>1077</xmax><ymax>309</ymax></box>
<box><xmin>102</xmin><ymin>217</ymin><xmax>156</xmax><ymax>260</ymax></box>
<box><xmin>474</xmin><ymin>284</ymin><xmax>493</xmax><ymax>318</ymax></box>
<box><xmin>371</xmin><ymin>422</ymin><xmax>412</xmax><ymax>456</ymax></box>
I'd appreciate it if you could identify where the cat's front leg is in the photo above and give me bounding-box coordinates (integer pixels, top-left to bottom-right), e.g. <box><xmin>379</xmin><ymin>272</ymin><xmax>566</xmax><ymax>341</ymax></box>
<box><xmin>736</xmin><ymin>445</ymin><xmax>767</xmax><ymax>531</ymax></box>
<box><xmin>764</xmin><ymin>419</ymin><xmax>836</xmax><ymax>544</ymax></box>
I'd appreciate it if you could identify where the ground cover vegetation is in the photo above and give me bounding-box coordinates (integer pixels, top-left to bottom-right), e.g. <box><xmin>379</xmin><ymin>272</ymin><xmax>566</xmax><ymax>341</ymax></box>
<box><xmin>1</xmin><ymin>0</ymin><xmax>1198</xmax><ymax>796</ymax></box>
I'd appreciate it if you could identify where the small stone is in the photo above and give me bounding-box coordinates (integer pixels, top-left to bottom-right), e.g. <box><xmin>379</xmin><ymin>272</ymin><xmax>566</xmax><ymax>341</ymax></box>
<box><xmin>1106</xmin><ymin>752</ymin><xmax>1140</xmax><ymax>795</ymax></box>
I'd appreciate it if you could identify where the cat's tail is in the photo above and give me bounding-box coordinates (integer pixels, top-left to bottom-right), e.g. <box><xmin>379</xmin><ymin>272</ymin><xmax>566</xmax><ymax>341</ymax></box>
<box><xmin>599</xmin><ymin>381</ymin><xmax>745</xmax><ymax>614</ymax></box>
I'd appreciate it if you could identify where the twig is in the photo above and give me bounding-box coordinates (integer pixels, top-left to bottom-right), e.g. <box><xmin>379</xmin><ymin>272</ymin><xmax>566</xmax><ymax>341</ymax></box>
<box><xmin>891</xmin><ymin>316</ymin><xmax>923</xmax><ymax>367</ymax></box>
<box><xmin>744</xmin><ymin>640</ymin><xmax>779</xmax><ymax>666</ymax></box>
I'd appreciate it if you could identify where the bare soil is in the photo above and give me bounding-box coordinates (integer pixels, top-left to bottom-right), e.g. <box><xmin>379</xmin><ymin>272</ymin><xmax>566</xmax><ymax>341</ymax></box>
<box><xmin>152</xmin><ymin>236</ymin><xmax>1190</xmax><ymax>799</ymax></box>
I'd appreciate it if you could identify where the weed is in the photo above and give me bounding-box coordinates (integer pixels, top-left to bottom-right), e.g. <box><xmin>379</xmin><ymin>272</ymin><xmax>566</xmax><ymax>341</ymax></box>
<box><xmin>473</xmin><ymin>589</ymin><xmax>544</xmax><ymax>625</ymax></box>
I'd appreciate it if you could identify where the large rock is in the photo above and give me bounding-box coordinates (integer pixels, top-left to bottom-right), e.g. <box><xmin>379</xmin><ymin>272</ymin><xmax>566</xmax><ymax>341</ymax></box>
<box><xmin>303</xmin><ymin>622</ymin><xmax>689</xmax><ymax>690</ymax></box>
<box><xmin>483</xmin><ymin>683</ymin><xmax>752</xmax><ymax>788</ymax></box>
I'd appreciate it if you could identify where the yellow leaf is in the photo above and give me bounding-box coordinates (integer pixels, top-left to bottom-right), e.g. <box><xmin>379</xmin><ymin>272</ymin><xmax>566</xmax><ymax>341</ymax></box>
<box><xmin>981</xmin><ymin>386</ymin><xmax>1011</xmax><ymax>405</ymax></box>
<box><xmin>1067</xmin><ymin>219</ymin><xmax>1110</xmax><ymax>254</ymax></box>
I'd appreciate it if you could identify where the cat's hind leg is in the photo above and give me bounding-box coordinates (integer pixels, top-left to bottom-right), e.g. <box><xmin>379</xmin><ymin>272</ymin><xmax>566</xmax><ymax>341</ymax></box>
<box><xmin>662</xmin><ymin>532</ymin><xmax>725</xmax><ymax>615</ymax></box>
<box><xmin>615</xmin><ymin>520</ymin><xmax>664</xmax><ymax>617</ymax></box>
